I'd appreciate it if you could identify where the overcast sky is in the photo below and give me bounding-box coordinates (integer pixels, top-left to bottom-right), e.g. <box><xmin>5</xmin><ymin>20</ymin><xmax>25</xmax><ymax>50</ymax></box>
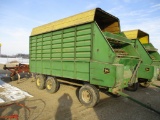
<box><xmin>0</xmin><ymin>0</ymin><xmax>160</xmax><ymax>55</ymax></box>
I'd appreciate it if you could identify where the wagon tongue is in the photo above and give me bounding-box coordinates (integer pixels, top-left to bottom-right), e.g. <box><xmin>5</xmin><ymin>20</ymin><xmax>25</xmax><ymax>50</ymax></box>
<box><xmin>117</xmin><ymin>91</ymin><xmax>160</xmax><ymax>115</ymax></box>
<box><xmin>129</xmin><ymin>60</ymin><xmax>141</xmax><ymax>85</ymax></box>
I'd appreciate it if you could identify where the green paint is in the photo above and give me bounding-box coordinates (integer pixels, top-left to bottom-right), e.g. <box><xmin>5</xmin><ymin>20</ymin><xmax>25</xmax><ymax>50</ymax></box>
<box><xmin>120</xmin><ymin>33</ymin><xmax>160</xmax><ymax>82</ymax></box>
<box><xmin>30</xmin><ymin>22</ymin><xmax>140</xmax><ymax>93</ymax></box>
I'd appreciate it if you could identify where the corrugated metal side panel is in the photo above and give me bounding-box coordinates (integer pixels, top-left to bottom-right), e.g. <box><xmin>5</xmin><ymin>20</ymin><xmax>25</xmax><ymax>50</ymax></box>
<box><xmin>30</xmin><ymin>23</ymin><xmax>92</xmax><ymax>81</ymax></box>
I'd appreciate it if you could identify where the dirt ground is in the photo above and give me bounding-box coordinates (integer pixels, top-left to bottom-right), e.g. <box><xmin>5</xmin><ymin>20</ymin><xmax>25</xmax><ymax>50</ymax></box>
<box><xmin>0</xmin><ymin>63</ymin><xmax>160</xmax><ymax>120</ymax></box>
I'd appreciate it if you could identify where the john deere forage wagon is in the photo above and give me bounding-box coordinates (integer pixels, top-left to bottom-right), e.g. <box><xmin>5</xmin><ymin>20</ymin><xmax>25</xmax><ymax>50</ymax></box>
<box><xmin>30</xmin><ymin>8</ymin><xmax>141</xmax><ymax>107</ymax></box>
<box><xmin>123</xmin><ymin>29</ymin><xmax>160</xmax><ymax>87</ymax></box>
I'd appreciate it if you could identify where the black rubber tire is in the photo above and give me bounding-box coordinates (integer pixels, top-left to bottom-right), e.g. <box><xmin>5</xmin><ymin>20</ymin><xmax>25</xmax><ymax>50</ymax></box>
<box><xmin>46</xmin><ymin>77</ymin><xmax>60</xmax><ymax>94</ymax></box>
<box><xmin>36</xmin><ymin>75</ymin><xmax>46</xmax><ymax>90</ymax></box>
<box><xmin>79</xmin><ymin>84</ymin><xmax>99</xmax><ymax>107</ymax></box>
<box><xmin>139</xmin><ymin>82</ymin><xmax>150</xmax><ymax>88</ymax></box>
<box><xmin>125</xmin><ymin>83</ymin><xmax>139</xmax><ymax>92</ymax></box>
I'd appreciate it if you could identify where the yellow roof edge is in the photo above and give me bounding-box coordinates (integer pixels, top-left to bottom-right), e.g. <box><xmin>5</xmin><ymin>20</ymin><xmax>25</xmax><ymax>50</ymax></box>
<box><xmin>122</xmin><ymin>29</ymin><xmax>149</xmax><ymax>43</ymax></box>
<box><xmin>31</xmin><ymin>8</ymin><xmax>120</xmax><ymax>36</ymax></box>
<box><xmin>33</xmin><ymin>8</ymin><xmax>97</xmax><ymax>28</ymax></box>
<box><xmin>31</xmin><ymin>21</ymin><xmax>94</xmax><ymax>36</ymax></box>
<box><xmin>122</xmin><ymin>29</ymin><xmax>138</xmax><ymax>33</ymax></box>
<box><xmin>122</xmin><ymin>29</ymin><xmax>149</xmax><ymax>36</ymax></box>
<box><xmin>31</xmin><ymin>8</ymin><xmax>97</xmax><ymax>36</ymax></box>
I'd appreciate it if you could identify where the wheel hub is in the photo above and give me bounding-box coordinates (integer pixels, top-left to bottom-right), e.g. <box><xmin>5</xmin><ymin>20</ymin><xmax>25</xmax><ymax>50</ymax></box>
<box><xmin>46</xmin><ymin>80</ymin><xmax>52</xmax><ymax>90</ymax></box>
<box><xmin>82</xmin><ymin>90</ymin><xmax>91</xmax><ymax>103</ymax></box>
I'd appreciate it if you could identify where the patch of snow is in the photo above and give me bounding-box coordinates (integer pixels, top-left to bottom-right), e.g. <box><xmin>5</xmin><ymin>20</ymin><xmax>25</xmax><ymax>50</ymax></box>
<box><xmin>0</xmin><ymin>57</ymin><xmax>29</xmax><ymax>64</ymax></box>
<box><xmin>0</xmin><ymin>98</ymin><xmax>5</xmax><ymax>103</ymax></box>
<box><xmin>0</xmin><ymin>76</ymin><xmax>32</xmax><ymax>104</ymax></box>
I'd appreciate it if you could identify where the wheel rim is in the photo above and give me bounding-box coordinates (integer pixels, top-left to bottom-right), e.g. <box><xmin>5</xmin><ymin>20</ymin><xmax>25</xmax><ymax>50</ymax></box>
<box><xmin>46</xmin><ymin>80</ymin><xmax>52</xmax><ymax>90</ymax></box>
<box><xmin>37</xmin><ymin>78</ymin><xmax>40</xmax><ymax>86</ymax></box>
<box><xmin>82</xmin><ymin>90</ymin><xmax>91</xmax><ymax>103</ymax></box>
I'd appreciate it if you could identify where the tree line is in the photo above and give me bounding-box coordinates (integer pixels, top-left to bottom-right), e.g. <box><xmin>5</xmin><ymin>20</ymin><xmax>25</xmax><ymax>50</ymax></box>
<box><xmin>0</xmin><ymin>53</ymin><xmax>29</xmax><ymax>59</ymax></box>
